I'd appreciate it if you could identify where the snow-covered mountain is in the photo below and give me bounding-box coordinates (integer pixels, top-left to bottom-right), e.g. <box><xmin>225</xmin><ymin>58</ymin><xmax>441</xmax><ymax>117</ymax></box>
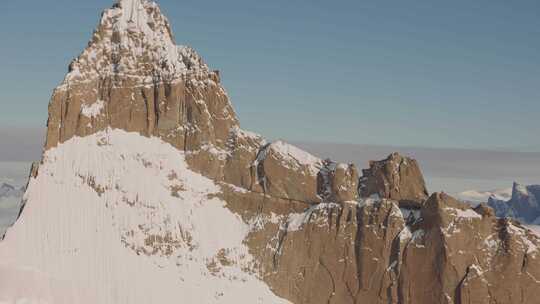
<box><xmin>458</xmin><ymin>183</ymin><xmax>540</xmax><ymax>224</ymax></box>
<box><xmin>0</xmin><ymin>130</ymin><xmax>287</xmax><ymax>303</ymax></box>
<box><xmin>1</xmin><ymin>1</ymin><xmax>540</xmax><ymax>303</ymax></box>
<box><xmin>487</xmin><ymin>183</ymin><xmax>540</xmax><ymax>224</ymax></box>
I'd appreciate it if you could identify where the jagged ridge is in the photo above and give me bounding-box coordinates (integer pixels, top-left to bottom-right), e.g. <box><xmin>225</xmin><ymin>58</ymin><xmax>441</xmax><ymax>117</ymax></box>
<box><xmin>2</xmin><ymin>1</ymin><xmax>540</xmax><ymax>303</ymax></box>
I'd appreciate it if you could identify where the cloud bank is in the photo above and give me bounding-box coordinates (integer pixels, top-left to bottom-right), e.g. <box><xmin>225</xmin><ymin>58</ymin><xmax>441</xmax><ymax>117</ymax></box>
<box><xmin>296</xmin><ymin>142</ymin><xmax>540</xmax><ymax>193</ymax></box>
<box><xmin>0</xmin><ymin>127</ymin><xmax>538</xmax><ymax>193</ymax></box>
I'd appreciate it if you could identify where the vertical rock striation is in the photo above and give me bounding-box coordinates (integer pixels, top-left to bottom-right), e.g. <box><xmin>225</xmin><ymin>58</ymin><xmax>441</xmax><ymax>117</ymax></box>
<box><xmin>10</xmin><ymin>0</ymin><xmax>540</xmax><ymax>303</ymax></box>
<box><xmin>359</xmin><ymin>152</ymin><xmax>429</xmax><ymax>208</ymax></box>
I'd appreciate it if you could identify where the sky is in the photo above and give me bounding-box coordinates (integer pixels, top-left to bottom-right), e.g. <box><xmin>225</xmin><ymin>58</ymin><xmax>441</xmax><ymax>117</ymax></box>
<box><xmin>1</xmin><ymin>0</ymin><xmax>539</xmax><ymax>151</ymax></box>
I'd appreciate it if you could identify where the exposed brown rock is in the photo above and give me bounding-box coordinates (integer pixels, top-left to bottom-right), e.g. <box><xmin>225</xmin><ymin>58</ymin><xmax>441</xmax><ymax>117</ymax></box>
<box><xmin>250</xmin><ymin>141</ymin><xmax>322</xmax><ymax>203</ymax></box>
<box><xmin>28</xmin><ymin>162</ymin><xmax>39</xmax><ymax>180</ymax></box>
<box><xmin>330</xmin><ymin>163</ymin><xmax>359</xmax><ymax>202</ymax></box>
<box><xmin>46</xmin><ymin>72</ymin><xmax>238</xmax><ymax>154</ymax></box>
<box><xmin>352</xmin><ymin>199</ymin><xmax>406</xmax><ymax>303</ymax></box>
<box><xmin>318</xmin><ymin>160</ymin><xmax>359</xmax><ymax>203</ymax></box>
<box><xmin>474</xmin><ymin>202</ymin><xmax>496</xmax><ymax>217</ymax></box>
<box><xmin>35</xmin><ymin>0</ymin><xmax>540</xmax><ymax>302</ymax></box>
<box><xmin>399</xmin><ymin>193</ymin><xmax>540</xmax><ymax>304</ymax></box>
<box><xmin>359</xmin><ymin>152</ymin><xmax>429</xmax><ymax>208</ymax></box>
<box><xmin>223</xmin><ymin>128</ymin><xmax>267</xmax><ymax>189</ymax></box>
<box><xmin>218</xmin><ymin>185</ymin><xmax>540</xmax><ymax>304</ymax></box>
<box><xmin>43</xmin><ymin>0</ymin><xmax>241</xmax><ymax>186</ymax></box>
<box><xmin>248</xmin><ymin>201</ymin><xmax>364</xmax><ymax>304</ymax></box>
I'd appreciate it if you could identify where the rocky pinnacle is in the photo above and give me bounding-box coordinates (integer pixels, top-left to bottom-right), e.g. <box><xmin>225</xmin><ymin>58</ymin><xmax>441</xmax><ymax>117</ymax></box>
<box><xmin>36</xmin><ymin>1</ymin><xmax>540</xmax><ymax>303</ymax></box>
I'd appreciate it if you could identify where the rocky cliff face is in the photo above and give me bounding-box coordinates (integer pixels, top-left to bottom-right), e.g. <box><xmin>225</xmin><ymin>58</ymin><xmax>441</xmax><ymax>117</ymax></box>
<box><xmin>359</xmin><ymin>152</ymin><xmax>429</xmax><ymax>208</ymax></box>
<box><xmin>2</xmin><ymin>0</ymin><xmax>539</xmax><ymax>303</ymax></box>
<box><xmin>44</xmin><ymin>0</ymin><xmax>239</xmax><ymax>184</ymax></box>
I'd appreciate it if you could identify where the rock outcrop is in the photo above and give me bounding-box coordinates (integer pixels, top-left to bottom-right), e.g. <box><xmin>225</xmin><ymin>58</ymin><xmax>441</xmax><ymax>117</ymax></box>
<box><xmin>44</xmin><ymin>0</ymin><xmax>239</xmax><ymax>185</ymax></box>
<box><xmin>5</xmin><ymin>0</ymin><xmax>539</xmax><ymax>303</ymax></box>
<box><xmin>359</xmin><ymin>152</ymin><xmax>429</xmax><ymax>208</ymax></box>
<box><xmin>398</xmin><ymin>193</ymin><xmax>540</xmax><ymax>304</ymax></box>
<box><xmin>250</xmin><ymin>141</ymin><xmax>323</xmax><ymax>203</ymax></box>
<box><xmin>225</xmin><ymin>188</ymin><xmax>540</xmax><ymax>304</ymax></box>
<box><xmin>318</xmin><ymin>160</ymin><xmax>360</xmax><ymax>204</ymax></box>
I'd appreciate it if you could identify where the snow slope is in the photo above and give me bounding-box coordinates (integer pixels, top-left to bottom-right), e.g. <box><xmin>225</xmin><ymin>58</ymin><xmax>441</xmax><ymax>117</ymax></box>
<box><xmin>527</xmin><ymin>226</ymin><xmax>540</xmax><ymax>238</ymax></box>
<box><xmin>0</xmin><ymin>129</ymin><xmax>288</xmax><ymax>304</ymax></box>
<box><xmin>270</xmin><ymin>141</ymin><xmax>322</xmax><ymax>175</ymax></box>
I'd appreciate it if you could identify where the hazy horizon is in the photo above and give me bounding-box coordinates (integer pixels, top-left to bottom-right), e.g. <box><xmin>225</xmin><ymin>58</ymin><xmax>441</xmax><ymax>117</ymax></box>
<box><xmin>1</xmin><ymin>0</ymin><xmax>539</xmax><ymax>195</ymax></box>
<box><xmin>1</xmin><ymin>126</ymin><xmax>538</xmax><ymax>194</ymax></box>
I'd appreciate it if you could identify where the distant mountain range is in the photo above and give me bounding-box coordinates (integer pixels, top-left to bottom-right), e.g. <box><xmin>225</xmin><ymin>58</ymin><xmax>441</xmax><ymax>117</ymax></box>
<box><xmin>459</xmin><ymin>182</ymin><xmax>540</xmax><ymax>224</ymax></box>
<box><xmin>1</xmin><ymin>1</ymin><xmax>539</xmax><ymax>303</ymax></box>
<box><xmin>488</xmin><ymin>183</ymin><xmax>540</xmax><ymax>224</ymax></box>
<box><xmin>0</xmin><ymin>182</ymin><xmax>24</xmax><ymax>237</ymax></box>
<box><xmin>0</xmin><ymin>183</ymin><xmax>23</xmax><ymax>199</ymax></box>
<box><xmin>457</xmin><ymin>187</ymin><xmax>512</xmax><ymax>204</ymax></box>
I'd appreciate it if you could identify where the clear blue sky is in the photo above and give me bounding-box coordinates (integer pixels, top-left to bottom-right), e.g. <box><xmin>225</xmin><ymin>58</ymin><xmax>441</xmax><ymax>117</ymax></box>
<box><xmin>1</xmin><ymin>0</ymin><xmax>539</xmax><ymax>151</ymax></box>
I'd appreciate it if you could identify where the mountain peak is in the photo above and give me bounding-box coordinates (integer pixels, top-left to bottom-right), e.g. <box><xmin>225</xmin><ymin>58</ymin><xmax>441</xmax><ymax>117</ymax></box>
<box><xmin>62</xmin><ymin>0</ymin><xmax>207</xmax><ymax>86</ymax></box>
<box><xmin>487</xmin><ymin>182</ymin><xmax>540</xmax><ymax>223</ymax></box>
<box><xmin>359</xmin><ymin>152</ymin><xmax>429</xmax><ymax>208</ymax></box>
<box><xmin>5</xmin><ymin>1</ymin><xmax>540</xmax><ymax>302</ymax></box>
<box><xmin>512</xmin><ymin>181</ymin><xmax>529</xmax><ymax>200</ymax></box>
<box><xmin>46</xmin><ymin>0</ymin><xmax>236</xmax><ymax>152</ymax></box>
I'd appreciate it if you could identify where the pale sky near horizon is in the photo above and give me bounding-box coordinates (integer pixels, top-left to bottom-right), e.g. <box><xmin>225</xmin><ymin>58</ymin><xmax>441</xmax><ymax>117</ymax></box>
<box><xmin>1</xmin><ymin>126</ymin><xmax>540</xmax><ymax>193</ymax></box>
<box><xmin>1</xmin><ymin>0</ymin><xmax>539</xmax><ymax>151</ymax></box>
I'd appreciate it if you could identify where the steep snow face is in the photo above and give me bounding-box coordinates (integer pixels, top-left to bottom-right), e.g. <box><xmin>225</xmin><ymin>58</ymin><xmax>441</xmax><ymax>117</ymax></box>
<box><xmin>0</xmin><ymin>129</ymin><xmax>288</xmax><ymax>304</ymax></box>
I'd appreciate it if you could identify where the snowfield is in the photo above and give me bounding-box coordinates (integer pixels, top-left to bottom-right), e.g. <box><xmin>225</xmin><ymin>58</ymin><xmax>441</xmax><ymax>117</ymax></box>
<box><xmin>0</xmin><ymin>129</ymin><xmax>288</xmax><ymax>304</ymax></box>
